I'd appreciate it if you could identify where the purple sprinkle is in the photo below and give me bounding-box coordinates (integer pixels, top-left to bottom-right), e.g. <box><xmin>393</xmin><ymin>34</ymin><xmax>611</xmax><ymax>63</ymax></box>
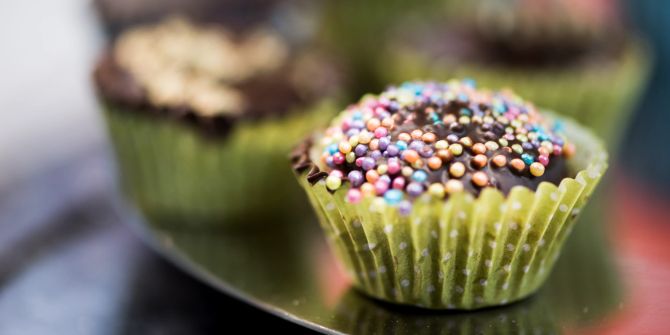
<box><xmin>362</xmin><ymin>157</ymin><xmax>376</xmax><ymax>171</ymax></box>
<box><xmin>398</xmin><ymin>201</ymin><xmax>412</xmax><ymax>215</ymax></box>
<box><xmin>347</xmin><ymin>170</ymin><xmax>364</xmax><ymax>187</ymax></box>
<box><xmin>346</xmin><ymin>129</ymin><xmax>360</xmax><ymax>137</ymax></box>
<box><xmin>522</xmin><ymin>142</ymin><xmax>533</xmax><ymax>151</ymax></box>
<box><xmin>351</xmin><ymin>120</ymin><xmax>365</xmax><ymax>129</ymax></box>
<box><xmin>379</xmin><ymin>175</ymin><xmax>391</xmax><ymax>184</ymax></box>
<box><xmin>370</xmin><ymin>150</ymin><xmax>382</xmax><ymax>160</ymax></box>
<box><xmin>378</xmin><ymin>137</ymin><xmax>390</xmax><ymax>151</ymax></box>
<box><xmin>354</xmin><ymin>144</ymin><xmax>367</xmax><ymax>157</ymax></box>
<box><xmin>447</xmin><ymin>134</ymin><xmax>459</xmax><ymax>142</ymax></box>
<box><xmin>385</xmin><ymin>144</ymin><xmax>399</xmax><ymax>157</ymax></box>
<box><xmin>420</xmin><ymin>147</ymin><xmax>434</xmax><ymax>158</ymax></box>
<box><xmin>406</xmin><ymin>182</ymin><xmax>423</xmax><ymax>197</ymax></box>
<box><xmin>326</xmin><ymin>156</ymin><xmax>335</xmax><ymax>167</ymax></box>
<box><xmin>409</xmin><ymin>140</ymin><xmax>424</xmax><ymax>151</ymax></box>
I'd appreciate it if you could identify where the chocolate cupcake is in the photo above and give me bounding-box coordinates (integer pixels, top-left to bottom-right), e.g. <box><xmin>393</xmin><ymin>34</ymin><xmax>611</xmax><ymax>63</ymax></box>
<box><xmin>293</xmin><ymin>80</ymin><xmax>607</xmax><ymax>309</ymax></box>
<box><xmin>377</xmin><ymin>0</ymin><xmax>649</xmax><ymax>147</ymax></box>
<box><xmin>95</xmin><ymin>17</ymin><xmax>341</xmax><ymax>227</ymax></box>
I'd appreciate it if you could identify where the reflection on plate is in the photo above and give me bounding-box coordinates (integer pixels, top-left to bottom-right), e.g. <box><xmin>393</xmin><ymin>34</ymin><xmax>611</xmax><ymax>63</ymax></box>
<box><xmin>121</xmin><ymin>191</ymin><xmax>622</xmax><ymax>334</ymax></box>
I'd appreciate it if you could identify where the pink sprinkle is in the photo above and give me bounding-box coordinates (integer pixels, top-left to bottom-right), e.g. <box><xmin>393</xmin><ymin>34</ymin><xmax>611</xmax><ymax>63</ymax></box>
<box><xmin>375</xmin><ymin>180</ymin><xmax>389</xmax><ymax>195</ymax></box>
<box><xmin>387</xmin><ymin>159</ymin><xmax>401</xmax><ymax>174</ymax></box>
<box><xmin>341</xmin><ymin>120</ymin><xmax>351</xmax><ymax>131</ymax></box>
<box><xmin>392</xmin><ymin>177</ymin><xmax>406</xmax><ymax>190</ymax></box>
<box><xmin>355</xmin><ymin>157</ymin><xmax>364</xmax><ymax>167</ymax></box>
<box><xmin>347</xmin><ymin>189</ymin><xmax>362</xmax><ymax>203</ymax></box>
<box><xmin>538</xmin><ymin>155</ymin><xmax>549</xmax><ymax>166</ymax></box>
<box><xmin>332</xmin><ymin>152</ymin><xmax>345</xmax><ymax>165</ymax></box>
<box><xmin>330</xmin><ymin>170</ymin><xmax>344</xmax><ymax>178</ymax></box>
<box><xmin>374</xmin><ymin>127</ymin><xmax>388</xmax><ymax>138</ymax></box>
<box><xmin>553</xmin><ymin>145</ymin><xmax>562</xmax><ymax>156</ymax></box>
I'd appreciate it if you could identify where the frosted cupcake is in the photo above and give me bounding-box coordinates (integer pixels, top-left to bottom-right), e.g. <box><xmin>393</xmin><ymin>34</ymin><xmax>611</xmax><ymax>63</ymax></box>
<box><xmin>95</xmin><ymin>17</ymin><xmax>340</xmax><ymax>227</ymax></box>
<box><xmin>379</xmin><ymin>0</ymin><xmax>648</xmax><ymax>147</ymax></box>
<box><xmin>292</xmin><ymin>80</ymin><xmax>607</xmax><ymax>309</ymax></box>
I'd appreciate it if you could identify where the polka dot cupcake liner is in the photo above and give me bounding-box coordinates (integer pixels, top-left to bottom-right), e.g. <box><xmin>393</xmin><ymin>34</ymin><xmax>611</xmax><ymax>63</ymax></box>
<box><xmin>380</xmin><ymin>39</ymin><xmax>649</xmax><ymax>149</ymax></box>
<box><xmin>297</xmin><ymin>114</ymin><xmax>607</xmax><ymax>309</ymax></box>
<box><xmin>105</xmin><ymin>101</ymin><xmax>336</xmax><ymax>228</ymax></box>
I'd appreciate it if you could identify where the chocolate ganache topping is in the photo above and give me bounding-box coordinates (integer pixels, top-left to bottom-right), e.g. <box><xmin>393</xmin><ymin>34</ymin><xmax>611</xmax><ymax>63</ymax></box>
<box><xmin>292</xmin><ymin>80</ymin><xmax>574</xmax><ymax>213</ymax></box>
<box><xmin>94</xmin><ymin>16</ymin><xmax>336</xmax><ymax>133</ymax></box>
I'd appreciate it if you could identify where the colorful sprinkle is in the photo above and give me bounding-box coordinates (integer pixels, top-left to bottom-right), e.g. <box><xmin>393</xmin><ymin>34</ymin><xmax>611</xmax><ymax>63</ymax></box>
<box><xmin>312</xmin><ymin>80</ymin><xmax>573</xmax><ymax>210</ymax></box>
<box><xmin>449</xmin><ymin>162</ymin><xmax>466</xmax><ymax>178</ymax></box>
<box><xmin>326</xmin><ymin>175</ymin><xmax>341</xmax><ymax>191</ymax></box>
<box><xmin>530</xmin><ymin>162</ymin><xmax>546</xmax><ymax>177</ymax></box>
<box><xmin>472</xmin><ymin>172</ymin><xmax>489</xmax><ymax>187</ymax></box>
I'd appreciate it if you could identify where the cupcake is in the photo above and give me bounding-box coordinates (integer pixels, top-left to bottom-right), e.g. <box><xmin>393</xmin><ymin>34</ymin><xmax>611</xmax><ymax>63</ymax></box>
<box><xmin>95</xmin><ymin>17</ymin><xmax>341</xmax><ymax>227</ymax></box>
<box><xmin>292</xmin><ymin>80</ymin><xmax>607</xmax><ymax>309</ymax></box>
<box><xmin>377</xmin><ymin>0</ymin><xmax>649</xmax><ymax>147</ymax></box>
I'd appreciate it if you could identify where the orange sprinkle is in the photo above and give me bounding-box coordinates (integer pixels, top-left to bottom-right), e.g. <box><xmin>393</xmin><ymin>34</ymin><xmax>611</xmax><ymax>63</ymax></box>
<box><xmin>411</xmin><ymin>129</ymin><xmax>423</xmax><ymax>140</ymax></box>
<box><xmin>472</xmin><ymin>143</ymin><xmax>487</xmax><ymax>155</ymax></box>
<box><xmin>472</xmin><ymin>154</ymin><xmax>488</xmax><ymax>169</ymax></box>
<box><xmin>421</xmin><ymin>132</ymin><xmax>436</xmax><ymax>143</ymax></box>
<box><xmin>365</xmin><ymin>170</ymin><xmax>379</xmax><ymax>183</ymax></box>
<box><xmin>428</xmin><ymin>156</ymin><xmax>442</xmax><ymax>170</ymax></box>
<box><xmin>510</xmin><ymin>158</ymin><xmax>526</xmax><ymax>172</ymax></box>
<box><xmin>398</xmin><ymin>132</ymin><xmax>411</xmax><ymax>142</ymax></box>
<box><xmin>563</xmin><ymin>142</ymin><xmax>576</xmax><ymax>158</ymax></box>
<box><xmin>403</xmin><ymin>150</ymin><xmax>420</xmax><ymax>163</ymax></box>
<box><xmin>492</xmin><ymin>155</ymin><xmax>507</xmax><ymax>167</ymax></box>
<box><xmin>436</xmin><ymin>149</ymin><xmax>453</xmax><ymax>162</ymax></box>
<box><xmin>366</xmin><ymin>118</ymin><xmax>380</xmax><ymax>131</ymax></box>
<box><xmin>472</xmin><ymin>172</ymin><xmax>489</xmax><ymax>187</ymax></box>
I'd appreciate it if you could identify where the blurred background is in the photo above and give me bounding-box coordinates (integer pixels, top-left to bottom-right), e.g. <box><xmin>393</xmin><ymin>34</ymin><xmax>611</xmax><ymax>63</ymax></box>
<box><xmin>1</xmin><ymin>0</ymin><xmax>669</xmax><ymax>334</ymax></box>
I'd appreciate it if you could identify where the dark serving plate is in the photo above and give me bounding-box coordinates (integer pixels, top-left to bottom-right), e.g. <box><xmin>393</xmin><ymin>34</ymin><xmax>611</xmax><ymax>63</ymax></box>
<box><xmin>117</xmin><ymin>180</ymin><xmax>670</xmax><ymax>334</ymax></box>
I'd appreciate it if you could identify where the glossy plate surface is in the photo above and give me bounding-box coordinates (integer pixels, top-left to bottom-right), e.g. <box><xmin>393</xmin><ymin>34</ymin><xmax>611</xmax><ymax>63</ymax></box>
<box><xmin>120</xmin><ymin>180</ymin><xmax>670</xmax><ymax>334</ymax></box>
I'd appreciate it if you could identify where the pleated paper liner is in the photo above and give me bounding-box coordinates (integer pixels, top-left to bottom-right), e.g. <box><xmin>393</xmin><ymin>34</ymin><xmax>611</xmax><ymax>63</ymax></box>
<box><xmin>297</xmin><ymin>114</ymin><xmax>607</xmax><ymax>310</ymax></box>
<box><xmin>379</xmin><ymin>39</ymin><xmax>649</xmax><ymax>149</ymax></box>
<box><xmin>542</xmin><ymin>190</ymin><xmax>623</xmax><ymax>325</ymax></box>
<box><xmin>105</xmin><ymin>100</ymin><xmax>337</xmax><ymax>229</ymax></box>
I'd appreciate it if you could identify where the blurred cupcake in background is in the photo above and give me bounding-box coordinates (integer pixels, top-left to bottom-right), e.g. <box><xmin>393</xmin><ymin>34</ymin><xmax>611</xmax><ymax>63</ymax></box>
<box><xmin>379</xmin><ymin>0</ymin><xmax>649</xmax><ymax>148</ymax></box>
<box><xmin>94</xmin><ymin>15</ymin><xmax>342</xmax><ymax>228</ymax></box>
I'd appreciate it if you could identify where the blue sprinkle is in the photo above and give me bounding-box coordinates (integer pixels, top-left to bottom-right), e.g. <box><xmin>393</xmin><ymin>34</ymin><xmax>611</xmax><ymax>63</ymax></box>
<box><xmin>521</xmin><ymin>153</ymin><xmax>535</xmax><ymax>165</ymax></box>
<box><xmin>463</xmin><ymin>78</ymin><xmax>477</xmax><ymax>88</ymax></box>
<box><xmin>459</xmin><ymin>108</ymin><xmax>472</xmax><ymax>116</ymax></box>
<box><xmin>384</xmin><ymin>190</ymin><xmax>403</xmax><ymax>205</ymax></box>
<box><xmin>412</xmin><ymin>170</ymin><xmax>428</xmax><ymax>183</ymax></box>
<box><xmin>396</xmin><ymin>140</ymin><xmax>408</xmax><ymax>151</ymax></box>
<box><xmin>552</xmin><ymin>120</ymin><xmax>565</xmax><ymax>132</ymax></box>
<box><xmin>327</xmin><ymin>144</ymin><xmax>338</xmax><ymax>154</ymax></box>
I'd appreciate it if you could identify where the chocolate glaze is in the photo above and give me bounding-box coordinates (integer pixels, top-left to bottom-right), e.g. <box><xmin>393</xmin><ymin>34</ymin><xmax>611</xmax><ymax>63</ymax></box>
<box><xmin>93</xmin><ymin>50</ymin><xmax>313</xmax><ymax>135</ymax></box>
<box><xmin>292</xmin><ymin>98</ymin><xmax>568</xmax><ymax>196</ymax></box>
<box><xmin>93</xmin><ymin>52</ymin><xmax>236</xmax><ymax>136</ymax></box>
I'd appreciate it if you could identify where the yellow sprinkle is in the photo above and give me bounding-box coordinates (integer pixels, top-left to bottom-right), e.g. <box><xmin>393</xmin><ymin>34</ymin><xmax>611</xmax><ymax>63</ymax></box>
<box><xmin>445</xmin><ymin>180</ymin><xmax>464</xmax><ymax>194</ymax></box>
<box><xmin>530</xmin><ymin>162</ymin><xmax>545</xmax><ymax>177</ymax></box>
<box><xmin>428</xmin><ymin>183</ymin><xmax>445</xmax><ymax>198</ymax></box>
<box><xmin>449</xmin><ymin>162</ymin><xmax>465</xmax><ymax>178</ymax></box>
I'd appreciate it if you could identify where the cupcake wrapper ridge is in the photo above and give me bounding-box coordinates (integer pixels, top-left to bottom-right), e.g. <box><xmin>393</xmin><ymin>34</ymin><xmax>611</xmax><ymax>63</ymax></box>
<box><xmin>106</xmin><ymin>100</ymin><xmax>337</xmax><ymax>228</ymax></box>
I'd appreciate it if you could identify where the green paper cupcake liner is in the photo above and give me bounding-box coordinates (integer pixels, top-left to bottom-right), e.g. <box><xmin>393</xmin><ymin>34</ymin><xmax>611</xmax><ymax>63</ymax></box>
<box><xmin>380</xmin><ymin>39</ymin><xmax>649</xmax><ymax>149</ymax></box>
<box><xmin>105</xmin><ymin>101</ymin><xmax>337</xmax><ymax>228</ymax></box>
<box><xmin>297</xmin><ymin>114</ymin><xmax>608</xmax><ymax>309</ymax></box>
